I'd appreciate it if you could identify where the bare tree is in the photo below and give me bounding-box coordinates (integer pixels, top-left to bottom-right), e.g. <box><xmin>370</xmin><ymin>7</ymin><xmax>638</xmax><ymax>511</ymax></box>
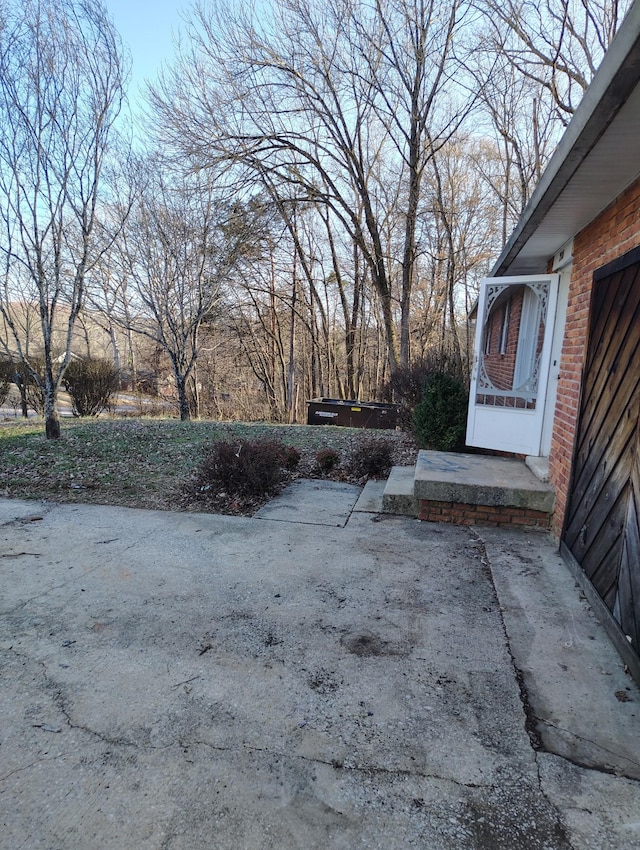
<box><xmin>149</xmin><ymin>0</ymin><xmax>470</xmax><ymax>377</ymax></box>
<box><xmin>462</xmin><ymin>54</ymin><xmax>559</xmax><ymax>243</ymax></box>
<box><xmin>422</xmin><ymin>136</ymin><xmax>504</xmax><ymax>376</ymax></box>
<box><xmin>473</xmin><ymin>0</ymin><xmax>633</xmax><ymax>123</ymax></box>
<box><xmin>355</xmin><ymin>0</ymin><xmax>472</xmax><ymax>365</ymax></box>
<box><xmin>121</xmin><ymin>164</ymin><xmax>242</xmax><ymax>421</ymax></box>
<box><xmin>0</xmin><ymin>0</ymin><xmax>127</xmax><ymax>437</ymax></box>
<box><xmin>84</xmin><ymin>218</ymin><xmax>140</xmax><ymax>391</ymax></box>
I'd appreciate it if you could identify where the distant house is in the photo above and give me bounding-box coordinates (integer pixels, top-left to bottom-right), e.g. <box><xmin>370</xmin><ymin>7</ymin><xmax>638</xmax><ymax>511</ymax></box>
<box><xmin>466</xmin><ymin>3</ymin><xmax>640</xmax><ymax>663</ymax></box>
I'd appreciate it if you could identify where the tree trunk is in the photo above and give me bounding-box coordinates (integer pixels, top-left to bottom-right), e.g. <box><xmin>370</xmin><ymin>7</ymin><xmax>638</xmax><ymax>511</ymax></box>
<box><xmin>189</xmin><ymin>367</ymin><xmax>200</xmax><ymax>419</ymax></box>
<box><xmin>175</xmin><ymin>373</ymin><xmax>191</xmax><ymax>421</ymax></box>
<box><xmin>379</xmin><ymin>288</ymin><xmax>399</xmax><ymax>379</ymax></box>
<box><xmin>178</xmin><ymin>393</ymin><xmax>191</xmax><ymax>421</ymax></box>
<box><xmin>44</xmin><ymin>376</ymin><xmax>60</xmax><ymax>439</ymax></box>
<box><xmin>15</xmin><ymin>375</ymin><xmax>29</xmax><ymax>418</ymax></box>
<box><xmin>400</xmin><ymin>87</ymin><xmax>423</xmax><ymax>370</ymax></box>
<box><xmin>108</xmin><ymin>321</ymin><xmax>121</xmax><ymax>374</ymax></box>
<box><xmin>287</xmin><ymin>283</ymin><xmax>297</xmax><ymax>423</ymax></box>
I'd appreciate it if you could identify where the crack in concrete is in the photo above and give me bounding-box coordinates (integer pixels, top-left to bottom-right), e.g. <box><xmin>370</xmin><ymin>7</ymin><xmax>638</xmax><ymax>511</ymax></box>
<box><xmin>57</xmin><ymin>702</ymin><xmax>140</xmax><ymax>749</ymax></box>
<box><xmin>0</xmin><ymin>552</ymin><xmax>43</xmax><ymax>558</ymax></box>
<box><xmin>531</xmin><ymin>752</ymin><xmax>581</xmax><ymax>850</ymax></box>
<box><xmin>6</xmin><ymin>645</ymin><xmax>49</xmax><ymax>678</ymax></box>
<box><xmin>534</xmin><ymin>720</ymin><xmax>640</xmax><ymax>779</ymax></box>
<box><xmin>0</xmin><ymin>754</ymin><xmax>66</xmax><ymax>784</ymax></box>
<box><xmin>469</xmin><ymin>528</ymin><xmax>640</xmax><ymax>793</ymax></box>
<box><xmin>116</xmin><ymin>526</ymin><xmax>156</xmax><ymax>554</ymax></box>
<box><xmin>467</xmin><ymin>530</ymin><xmax>543</xmax><ymax>748</ymax></box>
<box><xmin>5</xmin><ymin>647</ymin><xmax>142</xmax><ymax>751</ymax></box>
<box><xmin>184</xmin><ymin>739</ymin><xmax>486</xmax><ymax>789</ymax></box>
<box><xmin>468</xmin><ymin>529</ymin><xmax>575</xmax><ymax>848</ymax></box>
<box><xmin>1</xmin><ymin>760</ymin><xmax>43</xmax><ymax>782</ymax></box>
<box><xmin>0</xmin><ymin>527</ymin><xmax>156</xmax><ymax>615</ymax></box>
<box><xmin>0</xmin><ymin>506</ymin><xmax>49</xmax><ymax>566</ymax></box>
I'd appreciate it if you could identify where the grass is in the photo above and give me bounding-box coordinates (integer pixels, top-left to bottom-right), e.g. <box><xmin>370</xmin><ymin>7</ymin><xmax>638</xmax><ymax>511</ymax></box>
<box><xmin>0</xmin><ymin>417</ymin><xmax>418</xmax><ymax>515</ymax></box>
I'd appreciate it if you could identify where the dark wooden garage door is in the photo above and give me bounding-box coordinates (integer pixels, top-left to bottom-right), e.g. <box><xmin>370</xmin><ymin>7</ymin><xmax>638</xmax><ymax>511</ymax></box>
<box><xmin>563</xmin><ymin>247</ymin><xmax>640</xmax><ymax>654</ymax></box>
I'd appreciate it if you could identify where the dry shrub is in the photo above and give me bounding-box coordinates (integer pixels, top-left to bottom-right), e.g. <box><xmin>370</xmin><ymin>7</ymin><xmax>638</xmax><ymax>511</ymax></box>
<box><xmin>314</xmin><ymin>447</ymin><xmax>341</xmax><ymax>474</ymax></box>
<box><xmin>194</xmin><ymin>438</ymin><xmax>295</xmax><ymax>501</ymax></box>
<box><xmin>63</xmin><ymin>358</ymin><xmax>120</xmax><ymax>417</ymax></box>
<box><xmin>279</xmin><ymin>444</ymin><xmax>301</xmax><ymax>471</ymax></box>
<box><xmin>348</xmin><ymin>438</ymin><xmax>394</xmax><ymax>479</ymax></box>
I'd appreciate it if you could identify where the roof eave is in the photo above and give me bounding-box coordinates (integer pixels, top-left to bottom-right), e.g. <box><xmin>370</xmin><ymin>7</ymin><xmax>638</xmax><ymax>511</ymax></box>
<box><xmin>491</xmin><ymin>2</ymin><xmax>640</xmax><ymax>277</ymax></box>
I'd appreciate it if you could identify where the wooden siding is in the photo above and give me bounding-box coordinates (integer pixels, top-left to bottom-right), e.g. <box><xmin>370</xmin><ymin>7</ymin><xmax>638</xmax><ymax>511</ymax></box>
<box><xmin>617</xmin><ymin>449</ymin><xmax>640</xmax><ymax>649</ymax></box>
<box><xmin>564</xmin><ymin>253</ymin><xmax>640</xmax><ymax>650</ymax></box>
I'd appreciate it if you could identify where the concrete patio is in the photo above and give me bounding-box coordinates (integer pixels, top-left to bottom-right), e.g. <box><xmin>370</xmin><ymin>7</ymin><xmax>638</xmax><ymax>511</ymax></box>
<box><xmin>1</xmin><ymin>489</ymin><xmax>639</xmax><ymax>849</ymax></box>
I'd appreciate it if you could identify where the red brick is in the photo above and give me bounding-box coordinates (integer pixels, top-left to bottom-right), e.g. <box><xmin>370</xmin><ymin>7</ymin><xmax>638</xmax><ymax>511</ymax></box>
<box><xmin>549</xmin><ymin>175</ymin><xmax>640</xmax><ymax>536</ymax></box>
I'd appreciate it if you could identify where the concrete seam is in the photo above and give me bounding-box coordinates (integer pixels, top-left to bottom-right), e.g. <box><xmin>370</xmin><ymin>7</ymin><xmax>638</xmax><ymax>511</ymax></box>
<box><xmin>466</xmin><ymin>529</ymin><xmax>544</xmax><ymax>750</ymax></box>
<box><xmin>470</xmin><ymin>533</ymin><xmax>640</xmax><ymax>785</ymax></box>
<box><xmin>467</xmin><ymin>529</ymin><xmax>575</xmax><ymax>847</ymax></box>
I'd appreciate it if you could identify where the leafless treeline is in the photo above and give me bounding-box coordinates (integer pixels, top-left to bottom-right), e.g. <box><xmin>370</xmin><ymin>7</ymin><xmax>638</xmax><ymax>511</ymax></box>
<box><xmin>0</xmin><ymin>0</ymin><xmax>631</xmax><ymax>431</ymax></box>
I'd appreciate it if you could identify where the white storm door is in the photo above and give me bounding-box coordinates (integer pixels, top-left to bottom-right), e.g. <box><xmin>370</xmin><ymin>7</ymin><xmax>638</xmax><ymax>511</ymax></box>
<box><xmin>466</xmin><ymin>274</ymin><xmax>559</xmax><ymax>456</ymax></box>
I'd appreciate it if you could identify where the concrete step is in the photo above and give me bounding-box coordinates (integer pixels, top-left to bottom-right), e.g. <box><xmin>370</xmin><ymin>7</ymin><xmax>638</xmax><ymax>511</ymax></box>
<box><xmin>526</xmin><ymin>455</ymin><xmax>550</xmax><ymax>483</ymax></box>
<box><xmin>353</xmin><ymin>479</ymin><xmax>385</xmax><ymax>513</ymax></box>
<box><xmin>414</xmin><ymin>450</ymin><xmax>555</xmax><ymax>513</ymax></box>
<box><xmin>377</xmin><ymin>452</ymin><xmax>556</xmax><ymax>527</ymax></box>
<box><xmin>382</xmin><ymin>466</ymin><xmax>418</xmax><ymax>517</ymax></box>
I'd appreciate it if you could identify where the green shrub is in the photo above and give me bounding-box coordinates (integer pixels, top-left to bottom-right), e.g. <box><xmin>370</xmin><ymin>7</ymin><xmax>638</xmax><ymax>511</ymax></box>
<box><xmin>412</xmin><ymin>372</ymin><xmax>468</xmax><ymax>452</ymax></box>
<box><xmin>195</xmin><ymin>439</ymin><xmax>291</xmax><ymax>500</ymax></box>
<box><xmin>382</xmin><ymin>349</ymin><xmax>467</xmax><ymax>431</ymax></box>
<box><xmin>382</xmin><ymin>360</ymin><xmax>435</xmax><ymax>431</ymax></box>
<box><xmin>63</xmin><ymin>358</ymin><xmax>120</xmax><ymax>417</ymax></box>
<box><xmin>315</xmin><ymin>447</ymin><xmax>341</xmax><ymax>474</ymax></box>
<box><xmin>348</xmin><ymin>437</ymin><xmax>394</xmax><ymax>479</ymax></box>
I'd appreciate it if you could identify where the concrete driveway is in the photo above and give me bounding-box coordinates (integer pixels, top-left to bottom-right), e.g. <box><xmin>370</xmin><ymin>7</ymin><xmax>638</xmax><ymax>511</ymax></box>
<box><xmin>1</xmin><ymin>490</ymin><xmax>640</xmax><ymax>849</ymax></box>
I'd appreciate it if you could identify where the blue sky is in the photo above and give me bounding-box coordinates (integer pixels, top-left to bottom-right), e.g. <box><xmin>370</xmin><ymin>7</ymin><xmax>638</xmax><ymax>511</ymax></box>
<box><xmin>104</xmin><ymin>0</ymin><xmax>189</xmax><ymax>102</ymax></box>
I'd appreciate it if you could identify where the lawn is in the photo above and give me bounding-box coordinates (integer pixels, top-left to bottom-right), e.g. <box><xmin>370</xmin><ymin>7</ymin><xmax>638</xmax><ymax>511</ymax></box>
<box><xmin>0</xmin><ymin>417</ymin><xmax>418</xmax><ymax>515</ymax></box>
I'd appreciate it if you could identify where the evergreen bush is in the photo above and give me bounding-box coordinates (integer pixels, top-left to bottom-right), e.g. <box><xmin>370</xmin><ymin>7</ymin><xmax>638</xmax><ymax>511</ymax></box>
<box><xmin>382</xmin><ymin>348</ymin><xmax>467</xmax><ymax>431</ymax></box>
<box><xmin>412</xmin><ymin>372</ymin><xmax>468</xmax><ymax>452</ymax></box>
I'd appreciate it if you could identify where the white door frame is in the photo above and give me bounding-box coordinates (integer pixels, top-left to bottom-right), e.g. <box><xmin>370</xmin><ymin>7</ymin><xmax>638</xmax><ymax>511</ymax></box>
<box><xmin>466</xmin><ymin>273</ymin><xmax>560</xmax><ymax>456</ymax></box>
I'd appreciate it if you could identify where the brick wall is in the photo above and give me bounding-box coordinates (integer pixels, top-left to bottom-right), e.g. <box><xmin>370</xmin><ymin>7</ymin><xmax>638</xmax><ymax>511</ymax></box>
<box><xmin>549</xmin><ymin>176</ymin><xmax>640</xmax><ymax>536</ymax></box>
<box><xmin>418</xmin><ymin>499</ymin><xmax>551</xmax><ymax>528</ymax></box>
<box><xmin>483</xmin><ymin>288</ymin><xmax>524</xmax><ymax>389</ymax></box>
